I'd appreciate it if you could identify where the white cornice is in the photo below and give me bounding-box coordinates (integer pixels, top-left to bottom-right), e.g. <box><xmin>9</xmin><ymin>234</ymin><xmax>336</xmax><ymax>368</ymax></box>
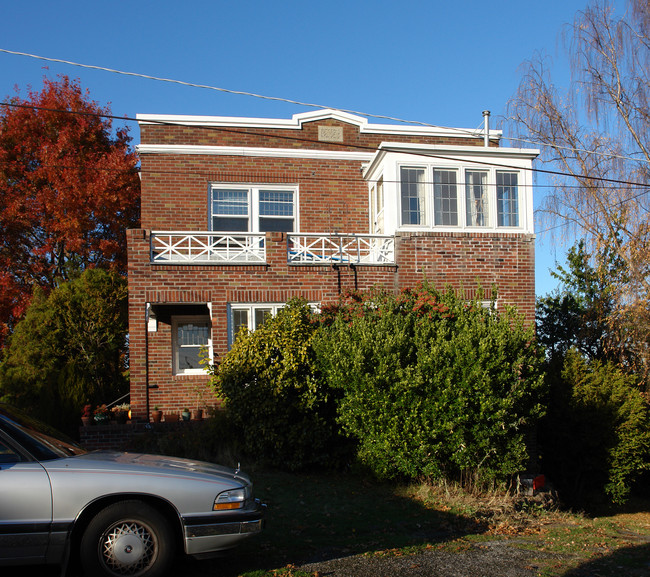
<box><xmin>363</xmin><ymin>143</ymin><xmax>539</xmax><ymax>178</ymax></box>
<box><xmin>136</xmin><ymin>144</ymin><xmax>375</xmax><ymax>162</ymax></box>
<box><xmin>136</xmin><ymin>108</ymin><xmax>499</xmax><ymax>140</ymax></box>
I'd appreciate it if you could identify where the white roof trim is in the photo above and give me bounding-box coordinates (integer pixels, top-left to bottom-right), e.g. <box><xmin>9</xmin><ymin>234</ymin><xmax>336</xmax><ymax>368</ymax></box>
<box><xmin>363</xmin><ymin>143</ymin><xmax>539</xmax><ymax>178</ymax></box>
<box><xmin>137</xmin><ymin>143</ymin><xmax>375</xmax><ymax>162</ymax></box>
<box><xmin>136</xmin><ymin>108</ymin><xmax>498</xmax><ymax>140</ymax></box>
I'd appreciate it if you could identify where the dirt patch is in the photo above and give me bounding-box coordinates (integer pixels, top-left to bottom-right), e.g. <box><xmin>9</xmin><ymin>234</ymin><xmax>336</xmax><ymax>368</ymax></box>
<box><xmin>298</xmin><ymin>540</ymin><xmax>563</xmax><ymax>577</ymax></box>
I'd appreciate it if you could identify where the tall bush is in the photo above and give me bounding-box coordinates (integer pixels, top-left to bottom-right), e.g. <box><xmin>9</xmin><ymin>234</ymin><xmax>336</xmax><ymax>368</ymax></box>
<box><xmin>541</xmin><ymin>350</ymin><xmax>650</xmax><ymax>505</ymax></box>
<box><xmin>0</xmin><ymin>269</ymin><xmax>129</xmax><ymax>434</ymax></box>
<box><xmin>314</xmin><ymin>285</ymin><xmax>546</xmax><ymax>485</ymax></box>
<box><xmin>208</xmin><ymin>300</ymin><xmax>345</xmax><ymax>470</ymax></box>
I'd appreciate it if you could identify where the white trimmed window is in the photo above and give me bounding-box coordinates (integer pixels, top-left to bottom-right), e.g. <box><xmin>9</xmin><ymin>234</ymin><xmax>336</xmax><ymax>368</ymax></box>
<box><xmin>172</xmin><ymin>316</ymin><xmax>211</xmax><ymax>375</ymax></box>
<box><xmin>398</xmin><ymin>166</ymin><xmax>521</xmax><ymax>230</ymax></box>
<box><xmin>465</xmin><ymin>170</ymin><xmax>489</xmax><ymax>227</ymax></box>
<box><xmin>496</xmin><ymin>172</ymin><xmax>519</xmax><ymax>227</ymax></box>
<box><xmin>210</xmin><ymin>185</ymin><xmax>296</xmax><ymax>233</ymax></box>
<box><xmin>433</xmin><ymin>169</ymin><xmax>458</xmax><ymax>226</ymax></box>
<box><xmin>228</xmin><ymin>304</ymin><xmax>285</xmax><ymax>346</ymax></box>
<box><xmin>400</xmin><ymin>167</ymin><xmax>426</xmax><ymax>226</ymax></box>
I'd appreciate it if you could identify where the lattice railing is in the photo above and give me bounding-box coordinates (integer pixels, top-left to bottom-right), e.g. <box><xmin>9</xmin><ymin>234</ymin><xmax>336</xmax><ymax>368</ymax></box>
<box><xmin>150</xmin><ymin>232</ymin><xmax>266</xmax><ymax>264</ymax></box>
<box><xmin>287</xmin><ymin>233</ymin><xmax>395</xmax><ymax>265</ymax></box>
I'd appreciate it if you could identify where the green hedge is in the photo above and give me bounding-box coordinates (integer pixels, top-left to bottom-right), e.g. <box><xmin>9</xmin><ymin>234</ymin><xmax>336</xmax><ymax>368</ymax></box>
<box><xmin>314</xmin><ymin>285</ymin><xmax>546</xmax><ymax>485</ymax></box>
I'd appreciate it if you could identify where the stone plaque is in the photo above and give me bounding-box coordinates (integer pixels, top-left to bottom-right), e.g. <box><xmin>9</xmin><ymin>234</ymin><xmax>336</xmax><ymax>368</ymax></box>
<box><xmin>318</xmin><ymin>125</ymin><xmax>344</xmax><ymax>143</ymax></box>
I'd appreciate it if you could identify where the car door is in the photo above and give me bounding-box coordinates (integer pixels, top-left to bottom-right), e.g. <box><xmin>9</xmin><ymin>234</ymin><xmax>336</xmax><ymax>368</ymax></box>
<box><xmin>0</xmin><ymin>437</ymin><xmax>53</xmax><ymax>562</ymax></box>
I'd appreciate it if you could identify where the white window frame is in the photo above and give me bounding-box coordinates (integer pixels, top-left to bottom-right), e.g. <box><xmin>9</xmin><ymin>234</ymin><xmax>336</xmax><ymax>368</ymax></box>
<box><xmin>210</xmin><ymin>184</ymin><xmax>298</xmax><ymax>233</ymax></box>
<box><xmin>397</xmin><ymin>163</ymin><xmax>522</xmax><ymax>232</ymax></box>
<box><xmin>172</xmin><ymin>315</ymin><xmax>212</xmax><ymax>375</ymax></box>
<box><xmin>228</xmin><ymin>303</ymin><xmax>285</xmax><ymax>346</ymax></box>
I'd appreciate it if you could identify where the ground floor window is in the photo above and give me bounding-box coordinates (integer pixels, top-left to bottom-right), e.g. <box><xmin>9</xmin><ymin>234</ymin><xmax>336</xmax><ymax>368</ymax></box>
<box><xmin>228</xmin><ymin>303</ymin><xmax>285</xmax><ymax>346</ymax></box>
<box><xmin>172</xmin><ymin>316</ymin><xmax>211</xmax><ymax>374</ymax></box>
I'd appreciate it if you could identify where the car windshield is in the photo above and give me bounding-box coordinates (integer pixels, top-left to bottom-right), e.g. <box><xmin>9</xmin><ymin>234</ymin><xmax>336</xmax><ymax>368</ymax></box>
<box><xmin>0</xmin><ymin>404</ymin><xmax>87</xmax><ymax>461</ymax></box>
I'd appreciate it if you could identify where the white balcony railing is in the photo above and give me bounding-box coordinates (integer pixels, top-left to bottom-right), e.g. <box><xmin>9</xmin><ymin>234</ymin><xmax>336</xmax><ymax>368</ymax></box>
<box><xmin>150</xmin><ymin>232</ymin><xmax>266</xmax><ymax>264</ymax></box>
<box><xmin>288</xmin><ymin>233</ymin><xmax>395</xmax><ymax>265</ymax></box>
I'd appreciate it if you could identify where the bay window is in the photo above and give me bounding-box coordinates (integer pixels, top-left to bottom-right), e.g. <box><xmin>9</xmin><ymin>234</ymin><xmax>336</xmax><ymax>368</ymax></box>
<box><xmin>398</xmin><ymin>165</ymin><xmax>521</xmax><ymax>230</ymax></box>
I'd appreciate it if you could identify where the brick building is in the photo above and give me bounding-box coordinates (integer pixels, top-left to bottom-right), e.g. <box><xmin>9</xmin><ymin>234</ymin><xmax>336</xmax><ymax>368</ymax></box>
<box><xmin>127</xmin><ymin>109</ymin><xmax>538</xmax><ymax>421</ymax></box>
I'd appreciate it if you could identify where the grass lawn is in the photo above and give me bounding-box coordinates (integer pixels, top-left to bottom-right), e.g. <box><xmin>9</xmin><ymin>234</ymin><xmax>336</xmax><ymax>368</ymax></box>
<box><xmin>188</xmin><ymin>470</ymin><xmax>650</xmax><ymax>577</ymax></box>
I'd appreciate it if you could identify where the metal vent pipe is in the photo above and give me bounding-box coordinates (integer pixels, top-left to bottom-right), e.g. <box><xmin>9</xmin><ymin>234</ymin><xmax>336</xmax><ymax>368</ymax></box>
<box><xmin>482</xmin><ymin>110</ymin><xmax>491</xmax><ymax>147</ymax></box>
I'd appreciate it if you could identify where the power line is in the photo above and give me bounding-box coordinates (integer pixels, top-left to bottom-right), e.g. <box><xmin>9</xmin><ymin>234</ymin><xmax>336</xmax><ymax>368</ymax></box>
<box><xmin>3</xmin><ymin>100</ymin><xmax>649</xmax><ymax>191</ymax></box>
<box><xmin>3</xmin><ymin>47</ymin><xmax>649</xmax><ymax>168</ymax></box>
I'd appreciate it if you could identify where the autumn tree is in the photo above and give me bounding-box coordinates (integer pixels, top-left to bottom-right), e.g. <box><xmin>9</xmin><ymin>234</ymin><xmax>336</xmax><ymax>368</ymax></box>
<box><xmin>508</xmin><ymin>0</ymin><xmax>650</xmax><ymax>384</ymax></box>
<box><xmin>0</xmin><ymin>76</ymin><xmax>140</xmax><ymax>345</ymax></box>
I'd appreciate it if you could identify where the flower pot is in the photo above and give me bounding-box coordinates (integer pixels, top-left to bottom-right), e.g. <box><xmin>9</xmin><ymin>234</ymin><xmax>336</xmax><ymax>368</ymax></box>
<box><xmin>165</xmin><ymin>413</ymin><xmax>179</xmax><ymax>423</ymax></box>
<box><xmin>81</xmin><ymin>416</ymin><xmax>92</xmax><ymax>427</ymax></box>
<box><xmin>181</xmin><ymin>410</ymin><xmax>191</xmax><ymax>422</ymax></box>
<box><xmin>192</xmin><ymin>409</ymin><xmax>203</xmax><ymax>421</ymax></box>
<box><xmin>94</xmin><ymin>413</ymin><xmax>109</xmax><ymax>425</ymax></box>
<box><xmin>151</xmin><ymin>410</ymin><xmax>163</xmax><ymax>423</ymax></box>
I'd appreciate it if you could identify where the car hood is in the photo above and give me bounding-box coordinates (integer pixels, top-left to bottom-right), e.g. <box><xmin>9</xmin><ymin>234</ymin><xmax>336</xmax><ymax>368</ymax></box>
<box><xmin>58</xmin><ymin>451</ymin><xmax>252</xmax><ymax>485</ymax></box>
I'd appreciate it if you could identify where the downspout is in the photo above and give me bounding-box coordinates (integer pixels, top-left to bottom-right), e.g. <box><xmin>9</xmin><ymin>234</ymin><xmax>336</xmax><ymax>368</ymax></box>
<box><xmin>483</xmin><ymin>110</ymin><xmax>491</xmax><ymax>147</ymax></box>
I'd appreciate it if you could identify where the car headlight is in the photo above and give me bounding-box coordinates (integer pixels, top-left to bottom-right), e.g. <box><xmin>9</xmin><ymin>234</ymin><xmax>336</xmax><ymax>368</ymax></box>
<box><xmin>213</xmin><ymin>487</ymin><xmax>247</xmax><ymax>511</ymax></box>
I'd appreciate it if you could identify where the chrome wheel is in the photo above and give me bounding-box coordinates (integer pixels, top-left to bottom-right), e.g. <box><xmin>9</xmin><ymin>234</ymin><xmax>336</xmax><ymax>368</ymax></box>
<box><xmin>81</xmin><ymin>501</ymin><xmax>175</xmax><ymax>577</ymax></box>
<box><xmin>100</xmin><ymin>520</ymin><xmax>156</xmax><ymax>575</ymax></box>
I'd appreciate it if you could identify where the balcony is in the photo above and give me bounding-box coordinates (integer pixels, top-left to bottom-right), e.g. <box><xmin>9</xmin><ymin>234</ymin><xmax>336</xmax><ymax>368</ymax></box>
<box><xmin>288</xmin><ymin>233</ymin><xmax>395</xmax><ymax>265</ymax></box>
<box><xmin>149</xmin><ymin>232</ymin><xmax>395</xmax><ymax>265</ymax></box>
<box><xmin>150</xmin><ymin>232</ymin><xmax>266</xmax><ymax>264</ymax></box>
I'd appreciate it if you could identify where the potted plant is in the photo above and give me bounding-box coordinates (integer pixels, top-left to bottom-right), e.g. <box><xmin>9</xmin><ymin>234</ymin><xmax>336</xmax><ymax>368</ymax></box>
<box><xmin>181</xmin><ymin>408</ymin><xmax>191</xmax><ymax>421</ymax></box>
<box><xmin>93</xmin><ymin>404</ymin><xmax>110</xmax><ymax>425</ymax></box>
<box><xmin>81</xmin><ymin>404</ymin><xmax>93</xmax><ymax>427</ymax></box>
<box><xmin>112</xmin><ymin>403</ymin><xmax>130</xmax><ymax>424</ymax></box>
<box><xmin>151</xmin><ymin>406</ymin><xmax>163</xmax><ymax>423</ymax></box>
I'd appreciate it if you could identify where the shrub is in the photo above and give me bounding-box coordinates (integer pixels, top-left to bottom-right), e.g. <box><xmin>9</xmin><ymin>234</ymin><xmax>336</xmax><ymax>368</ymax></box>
<box><xmin>314</xmin><ymin>285</ymin><xmax>546</xmax><ymax>486</ymax></box>
<box><xmin>208</xmin><ymin>299</ymin><xmax>347</xmax><ymax>470</ymax></box>
<box><xmin>541</xmin><ymin>350</ymin><xmax>650</xmax><ymax>505</ymax></box>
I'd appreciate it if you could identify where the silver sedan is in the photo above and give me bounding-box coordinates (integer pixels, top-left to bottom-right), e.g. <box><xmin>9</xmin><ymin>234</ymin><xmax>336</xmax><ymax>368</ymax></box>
<box><xmin>0</xmin><ymin>404</ymin><xmax>265</xmax><ymax>576</ymax></box>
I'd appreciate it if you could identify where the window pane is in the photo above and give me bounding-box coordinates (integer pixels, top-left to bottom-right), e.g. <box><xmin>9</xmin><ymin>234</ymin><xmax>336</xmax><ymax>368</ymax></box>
<box><xmin>232</xmin><ymin>309</ymin><xmax>249</xmax><ymax>338</ymax></box>
<box><xmin>259</xmin><ymin>190</ymin><xmax>293</xmax><ymax>216</ymax></box>
<box><xmin>212</xmin><ymin>216</ymin><xmax>249</xmax><ymax>231</ymax></box>
<box><xmin>254</xmin><ymin>308</ymin><xmax>272</xmax><ymax>329</ymax></box>
<box><xmin>176</xmin><ymin>321</ymin><xmax>209</xmax><ymax>371</ymax></box>
<box><xmin>259</xmin><ymin>217</ymin><xmax>294</xmax><ymax>232</ymax></box>
<box><xmin>212</xmin><ymin>188</ymin><xmax>249</xmax><ymax>231</ymax></box>
<box><xmin>497</xmin><ymin>172</ymin><xmax>519</xmax><ymax>227</ymax></box>
<box><xmin>465</xmin><ymin>171</ymin><xmax>488</xmax><ymax>226</ymax></box>
<box><xmin>258</xmin><ymin>190</ymin><xmax>294</xmax><ymax>232</ymax></box>
<box><xmin>434</xmin><ymin>170</ymin><xmax>458</xmax><ymax>226</ymax></box>
<box><xmin>400</xmin><ymin>167</ymin><xmax>426</xmax><ymax>225</ymax></box>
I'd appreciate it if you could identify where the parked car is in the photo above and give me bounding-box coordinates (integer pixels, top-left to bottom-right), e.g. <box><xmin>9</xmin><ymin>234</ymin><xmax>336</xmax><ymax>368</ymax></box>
<box><xmin>0</xmin><ymin>403</ymin><xmax>265</xmax><ymax>576</ymax></box>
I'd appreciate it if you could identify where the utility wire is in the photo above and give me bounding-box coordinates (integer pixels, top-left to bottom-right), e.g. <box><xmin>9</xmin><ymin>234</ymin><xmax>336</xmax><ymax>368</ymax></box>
<box><xmin>2</xmin><ymin>100</ymin><xmax>649</xmax><ymax>191</ymax></box>
<box><xmin>3</xmin><ymin>47</ymin><xmax>649</xmax><ymax>167</ymax></box>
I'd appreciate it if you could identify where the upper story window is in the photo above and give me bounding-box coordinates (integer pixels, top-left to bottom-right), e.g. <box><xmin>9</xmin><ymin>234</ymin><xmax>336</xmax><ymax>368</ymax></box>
<box><xmin>211</xmin><ymin>185</ymin><xmax>296</xmax><ymax>233</ymax></box>
<box><xmin>398</xmin><ymin>166</ymin><xmax>521</xmax><ymax>230</ymax></box>
<box><xmin>400</xmin><ymin>167</ymin><xmax>426</xmax><ymax>226</ymax></box>
<box><xmin>433</xmin><ymin>170</ymin><xmax>458</xmax><ymax>226</ymax></box>
<box><xmin>496</xmin><ymin>172</ymin><xmax>519</xmax><ymax>227</ymax></box>
<box><xmin>465</xmin><ymin>170</ymin><xmax>488</xmax><ymax>227</ymax></box>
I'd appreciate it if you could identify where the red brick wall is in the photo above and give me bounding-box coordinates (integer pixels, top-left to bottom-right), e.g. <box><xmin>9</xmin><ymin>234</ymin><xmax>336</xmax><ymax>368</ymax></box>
<box><xmin>129</xmin><ymin>116</ymin><xmax>535</xmax><ymax>420</ymax></box>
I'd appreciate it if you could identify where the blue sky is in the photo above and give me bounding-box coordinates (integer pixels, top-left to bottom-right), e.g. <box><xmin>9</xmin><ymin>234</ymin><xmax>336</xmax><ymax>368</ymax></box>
<box><xmin>1</xmin><ymin>0</ymin><xmax>621</xmax><ymax>296</ymax></box>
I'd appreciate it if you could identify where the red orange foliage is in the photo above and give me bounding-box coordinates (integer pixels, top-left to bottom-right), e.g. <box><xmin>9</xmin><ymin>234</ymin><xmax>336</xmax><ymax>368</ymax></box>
<box><xmin>0</xmin><ymin>76</ymin><xmax>140</xmax><ymax>345</ymax></box>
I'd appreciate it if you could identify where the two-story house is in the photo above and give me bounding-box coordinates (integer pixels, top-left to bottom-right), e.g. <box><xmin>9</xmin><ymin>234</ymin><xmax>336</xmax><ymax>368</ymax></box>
<box><xmin>127</xmin><ymin>109</ymin><xmax>538</xmax><ymax>420</ymax></box>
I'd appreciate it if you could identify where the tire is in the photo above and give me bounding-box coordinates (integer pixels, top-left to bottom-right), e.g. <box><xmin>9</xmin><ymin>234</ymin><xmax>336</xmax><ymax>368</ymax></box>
<box><xmin>80</xmin><ymin>501</ymin><xmax>175</xmax><ymax>577</ymax></box>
